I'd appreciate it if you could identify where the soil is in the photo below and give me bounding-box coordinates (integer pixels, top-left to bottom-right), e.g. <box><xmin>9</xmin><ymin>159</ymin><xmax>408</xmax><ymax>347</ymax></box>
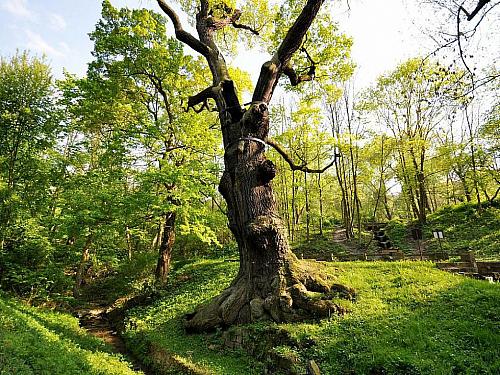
<box><xmin>76</xmin><ymin>301</ymin><xmax>152</xmax><ymax>375</ymax></box>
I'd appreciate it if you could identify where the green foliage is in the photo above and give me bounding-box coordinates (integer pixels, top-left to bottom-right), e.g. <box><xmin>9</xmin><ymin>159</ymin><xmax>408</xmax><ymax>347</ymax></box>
<box><xmin>0</xmin><ymin>51</ymin><xmax>59</xmax><ymax>220</ymax></box>
<box><xmin>0</xmin><ymin>52</ymin><xmax>69</xmax><ymax>299</ymax></box>
<box><xmin>0</xmin><ymin>219</ymin><xmax>72</xmax><ymax>298</ymax></box>
<box><xmin>81</xmin><ymin>251</ymin><xmax>157</xmax><ymax>305</ymax></box>
<box><xmin>0</xmin><ymin>293</ymin><xmax>141</xmax><ymax>374</ymax></box>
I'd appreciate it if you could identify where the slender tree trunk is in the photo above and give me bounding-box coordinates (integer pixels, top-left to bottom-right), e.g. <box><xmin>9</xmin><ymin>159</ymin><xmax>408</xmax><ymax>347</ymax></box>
<box><xmin>304</xmin><ymin>171</ymin><xmax>310</xmax><ymax>241</ymax></box>
<box><xmin>317</xmin><ymin>166</ymin><xmax>323</xmax><ymax>236</ymax></box>
<box><xmin>291</xmin><ymin>170</ymin><xmax>296</xmax><ymax>241</ymax></box>
<box><xmin>155</xmin><ymin>212</ymin><xmax>176</xmax><ymax>284</ymax></box>
<box><xmin>73</xmin><ymin>235</ymin><xmax>93</xmax><ymax>298</ymax></box>
<box><xmin>383</xmin><ymin>187</ymin><xmax>392</xmax><ymax>221</ymax></box>
<box><xmin>465</xmin><ymin>108</ymin><xmax>482</xmax><ymax>208</ymax></box>
<box><xmin>151</xmin><ymin>219</ymin><xmax>162</xmax><ymax>250</ymax></box>
<box><xmin>283</xmin><ymin>167</ymin><xmax>291</xmax><ymax>238</ymax></box>
<box><xmin>446</xmin><ymin>174</ymin><xmax>451</xmax><ymax>205</ymax></box>
<box><xmin>463</xmin><ymin>177</ymin><xmax>472</xmax><ymax>202</ymax></box>
<box><xmin>126</xmin><ymin>226</ymin><xmax>133</xmax><ymax>260</ymax></box>
<box><xmin>399</xmin><ymin>151</ymin><xmax>420</xmax><ymax>220</ymax></box>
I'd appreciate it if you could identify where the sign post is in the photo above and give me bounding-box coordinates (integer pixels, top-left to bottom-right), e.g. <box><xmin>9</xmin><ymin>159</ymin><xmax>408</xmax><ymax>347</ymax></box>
<box><xmin>411</xmin><ymin>227</ymin><xmax>423</xmax><ymax>260</ymax></box>
<box><xmin>432</xmin><ymin>230</ymin><xmax>444</xmax><ymax>252</ymax></box>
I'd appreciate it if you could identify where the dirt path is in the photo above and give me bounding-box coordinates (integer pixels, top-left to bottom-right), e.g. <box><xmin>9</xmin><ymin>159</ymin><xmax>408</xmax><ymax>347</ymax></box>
<box><xmin>77</xmin><ymin>303</ymin><xmax>152</xmax><ymax>374</ymax></box>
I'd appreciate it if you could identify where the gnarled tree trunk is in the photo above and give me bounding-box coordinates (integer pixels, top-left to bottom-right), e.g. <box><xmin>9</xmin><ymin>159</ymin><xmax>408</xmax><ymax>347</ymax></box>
<box><xmin>185</xmin><ymin>100</ymin><xmax>353</xmax><ymax>332</ymax></box>
<box><xmin>157</xmin><ymin>0</ymin><xmax>354</xmax><ymax>332</ymax></box>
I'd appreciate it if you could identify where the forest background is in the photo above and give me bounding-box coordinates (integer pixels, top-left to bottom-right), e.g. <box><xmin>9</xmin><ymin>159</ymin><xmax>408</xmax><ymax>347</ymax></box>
<box><xmin>0</xmin><ymin>0</ymin><xmax>498</xmax><ymax>301</ymax></box>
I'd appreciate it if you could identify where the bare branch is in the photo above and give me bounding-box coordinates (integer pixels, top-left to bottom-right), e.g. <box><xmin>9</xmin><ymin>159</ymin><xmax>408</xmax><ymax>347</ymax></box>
<box><xmin>266</xmin><ymin>137</ymin><xmax>334</xmax><ymax>174</ymax></box>
<box><xmin>457</xmin><ymin>6</ymin><xmax>474</xmax><ymax>78</ymax></box>
<box><xmin>157</xmin><ymin>0</ymin><xmax>211</xmax><ymax>57</ymax></box>
<box><xmin>462</xmin><ymin>0</ymin><xmax>491</xmax><ymax>20</ymax></box>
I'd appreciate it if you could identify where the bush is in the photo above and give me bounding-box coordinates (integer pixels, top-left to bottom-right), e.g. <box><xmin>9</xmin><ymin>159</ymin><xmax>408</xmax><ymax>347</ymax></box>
<box><xmin>0</xmin><ymin>219</ymin><xmax>72</xmax><ymax>299</ymax></box>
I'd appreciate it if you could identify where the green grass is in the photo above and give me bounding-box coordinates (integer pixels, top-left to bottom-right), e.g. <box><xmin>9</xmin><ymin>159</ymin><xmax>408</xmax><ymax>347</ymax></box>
<box><xmin>286</xmin><ymin>261</ymin><xmax>500</xmax><ymax>374</ymax></box>
<box><xmin>424</xmin><ymin>202</ymin><xmax>500</xmax><ymax>259</ymax></box>
<box><xmin>293</xmin><ymin>233</ymin><xmax>351</xmax><ymax>259</ymax></box>
<box><xmin>123</xmin><ymin>259</ymin><xmax>263</xmax><ymax>374</ymax></box>
<box><xmin>123</xmin><ymin>259</ymin><xmax>500</xmax><ymax>375</ymax></box>
<box><xmin>385</xmin><ymin>202</ymin><xmax>500</xmax><ymax>259</ymax></box>
<box><xmin>0</xmin><ymin>293</ymin><xmax>141</xmax><ymax>375</ymax></box>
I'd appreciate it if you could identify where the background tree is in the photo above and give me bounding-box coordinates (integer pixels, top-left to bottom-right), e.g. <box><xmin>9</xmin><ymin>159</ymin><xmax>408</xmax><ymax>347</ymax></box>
<box><xmin>367</xmin><ymin>58</ymin><xmax>466</xmax><ymax>223</ymax></box>
<box><xmin>0</xmin><ymin>52</ymin><xmax>67</xmax><ymax>296</ymax></box>
<box><xmin>65</xmin><ymin>1</ymin><xmax>226</xmax><ymax>287</ymax></box>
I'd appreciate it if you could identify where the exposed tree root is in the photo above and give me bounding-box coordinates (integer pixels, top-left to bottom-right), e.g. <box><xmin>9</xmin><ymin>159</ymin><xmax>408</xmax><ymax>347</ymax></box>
<box><xmin>184</xmin><ymin>259</ymin><xmax>356</xmax><ymax>333</ymax></box>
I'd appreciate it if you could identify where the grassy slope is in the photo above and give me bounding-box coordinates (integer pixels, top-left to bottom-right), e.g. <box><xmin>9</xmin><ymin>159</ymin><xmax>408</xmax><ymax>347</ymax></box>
<box><xmin>425</xmin><ymin>203</ymin><xmax>500</xmax><ymax>258</ymax></box>
<box><xmin>0</xmin><ymin>294</ymin><xmax>141</xmax><ymax>375</ymax></box>
<box><xmin>123</xmin><ymin>260</ymin><xmax>261</xmax><ymax>374</ymax></box>
<box><xmin>386</xmin><ymin>202</ymin><xmax>500</xmax><ymax>259</ymax></box>
<box><xmin>292</xmin><ymin>203</ymin><xmax>500</xmax><ymax>260</ymax></box>
<box><xmin>123</xmin><ymin>259</ymin><xmax>500</xmax><ymax>375</ymax></box>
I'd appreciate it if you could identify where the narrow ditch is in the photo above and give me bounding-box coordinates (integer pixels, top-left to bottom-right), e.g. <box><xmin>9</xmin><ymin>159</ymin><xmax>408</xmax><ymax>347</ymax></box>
<box><xmin>77</xmin><ymin>305</ymin><xmax>152</xmax><ymax>375</ymax></box>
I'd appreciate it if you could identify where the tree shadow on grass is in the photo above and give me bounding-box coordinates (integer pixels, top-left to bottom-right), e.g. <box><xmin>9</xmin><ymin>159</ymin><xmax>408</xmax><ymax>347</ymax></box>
<box><xmin>4</xmin><ymin>300</ymin><xmax>111</xmax><ymax>353</ymax></box>
<box><xmin>122</xmin><ymin>260</ymin><xmax>263</xmax><ymax>374</ymax></box>
<box><xmin>0</xmin><ymin>299</ymin><xmax>139</xmax><ymax>375</ymax></box>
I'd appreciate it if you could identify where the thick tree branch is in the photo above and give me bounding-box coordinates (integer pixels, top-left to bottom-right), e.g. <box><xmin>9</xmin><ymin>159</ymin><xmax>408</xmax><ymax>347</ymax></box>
<box><xmin>253</xmin><ymin>0</ymin><xmax>325</xmax><ymax>103</ymax></box>
<box><xmin>204</xmin><ymin>8</ymin><xmax>259</xmax><ymax>35</ymax></box>
<box><xmin>462</xmin><ymin>0</ymin><xmax>491</xmax><ymax>20</ymax></box>
<box><xmin>230</xmin><ymin>10</ymin><xmax>259</xmax><ymax>35</ymax></box>
<box><xmin>185</xmin><ymin>86</ymin><xmax>218</xmax><ymax>112</ymax></box>
<box><xmin>232</xmin><ymin>21</ymin><xmax>260</xmax><ymax>35</ymax></box>
<box><xmin>266</xmin><ymin>137</ymin><xmax>334</xmax><ymax>174</ymax></box>
<box><xmin>276</xmin><ymin>1</ymin><xmax>324</xmax><ymax>63</ymax></box>
<box><xmin>283</xmin><ymin>63</ymin><xmax>316</xmax><ymax>86</ymax></box>
<box><xmin>157</xmin><ymin>0</ymin><xmax>211</xmax><ymax>57</ymax></box>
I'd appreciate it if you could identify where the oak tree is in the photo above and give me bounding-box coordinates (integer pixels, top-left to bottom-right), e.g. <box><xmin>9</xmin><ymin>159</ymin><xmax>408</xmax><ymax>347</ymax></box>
<box><xmin>155</xmin><ymin>0</ymin><xmax>354</xmax><ymax>332</ymax></box>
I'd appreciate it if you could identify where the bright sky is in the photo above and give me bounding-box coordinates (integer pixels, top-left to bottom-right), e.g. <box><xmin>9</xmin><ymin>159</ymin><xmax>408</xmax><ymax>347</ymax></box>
<box><xmin>0</xmin><ymin>0</ymin><xmax>446</xmax><ymax>89</ymax></box>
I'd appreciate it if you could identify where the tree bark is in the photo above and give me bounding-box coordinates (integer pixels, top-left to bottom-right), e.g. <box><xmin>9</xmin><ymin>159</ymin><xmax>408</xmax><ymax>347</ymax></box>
<box><xmin>155</xmin><ymin>212</ymin><xmax>176</xmax><ymax>284</ymax></box>
<box><xmin>185</xmin><ymin>102</ymin><xmax>353</xmax><ymax>332</ymax></box>
<box><xmin>73</xmin><ymin>235</ymin><xmax>93</xmax><ymax>298</ymax></box>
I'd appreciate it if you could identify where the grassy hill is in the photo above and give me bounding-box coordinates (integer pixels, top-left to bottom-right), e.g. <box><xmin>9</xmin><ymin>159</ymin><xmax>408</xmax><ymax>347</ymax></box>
<box><xmin>386</xmin><ymin>202</ymin><xmax>500</xmax><ymax>259</ymax></box>
<box><xmin>292</xmin><ymin>202</ymin><xmax>500</xmax><ymax>260</ymax></box>
<box><xmin>0</xmin><ymin>294</ymin><xmax>141</xmax><ymax>375</ymax></box>
<box><xmin>1</xmin><ymin>202</ymin><xmax>498</xmax><ymax>374</ymax></box>
<box><xmin>121</xmin><ymin>259</ymin><xmax>500</xmax><ymax>375</ymax></box>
